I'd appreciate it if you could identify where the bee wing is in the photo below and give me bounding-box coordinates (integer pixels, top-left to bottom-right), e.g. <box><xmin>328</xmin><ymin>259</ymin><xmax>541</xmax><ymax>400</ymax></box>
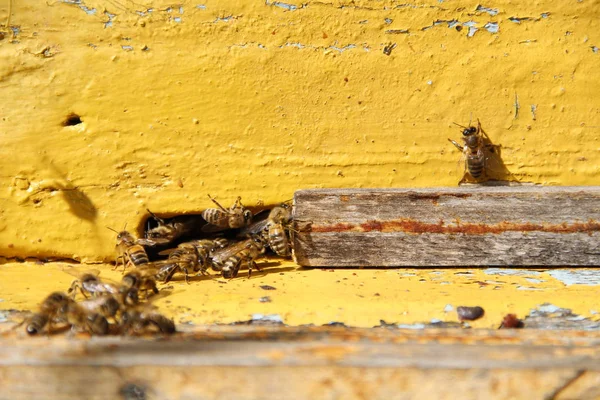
<box><xmin>136</xmin><ymin>237</ymin><xmax>172</xmax><ymax>247</ymax></box>
<box><xmin>157</xmin><ymin>247</ymin><xmax>178</xmax><ymax>256</ymax></box>
<box><xmin>61</xmin><ymin>266</ymin><xmax>101</xmax><ymax>279</ymax></box>
<box><xmin>210</xmin><ymin>239</ymin><xmax>252</xmax><ymax>264</ymax></box>
<box><xmin>238</xmin><ymin>219</ymin><xmax>269</xmax><ymax>237</ymax></box>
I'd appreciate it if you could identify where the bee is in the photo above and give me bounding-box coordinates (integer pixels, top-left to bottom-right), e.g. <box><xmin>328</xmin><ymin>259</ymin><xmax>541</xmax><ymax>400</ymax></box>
<box><xmin>186</xmin><ymin>238</ymin><xmax>230</xmax><ymax>274</ymax></box>
<box><xmin>201</xmin><ymin>195</ymin><xmax>253</xmax><ymax>231</ymax></box>
<box><xmin>25</xmin><ymin>292</ymin><xmax>109</xmax><ymax>335</ymax></box>
<box><xmin>240</xmin><ymin>204</ymin><xmax>293</xmax><ymax>257</ymax></box>
<box><xmin>107</xmin><ymin>227</ymin><xmax>150</xmax><ymax>270</ymax></box>
<box><xmin>67</xmin><ymin>270</ymin><xmax>119</xmax><ymax>299</ymax></box>
<box><xmin>137</xmin><ymin>210</ymin><xmax>197</xmax><ymax>247</ymax></box>
<box><xmin>120</xmin><ymin>308</ymin><xmax>176</xmax><ymax>335</ymax></box>
<box><xmin>58</xmin><ymin>300</ymin><xmax>110</xmax><ymax>335</ymax></box>
<box><xmin>79</xmin><ymin>294</ymin><xmax>121</xmax><ymax>322</ymax></box>
<box><xmin>210</xmin><ymin>236</ymin><xmax>265</xmax><ymax>278</ymax></box>
<box><xmin>65</xmin><ymin>268</ymin><xmax>139</xmax><ymax>306</ymax></box>
<box><xmin>448</xmin><ymin>119</ymin><xmax>494</xmax><ymax>181</ymax></box>
<box><xmin>121</xmin><ymin>269</ymin><xmax>159</xmax><ymax>299</ymax></box>
<box><xmin>25</xmin><ymin>291</ymin><xmax>71</xmax><ymax>335</ymax></box>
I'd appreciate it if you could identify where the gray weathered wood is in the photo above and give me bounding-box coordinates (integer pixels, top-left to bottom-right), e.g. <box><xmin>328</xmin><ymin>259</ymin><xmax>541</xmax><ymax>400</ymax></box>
<box><xmin>292</xmin><ymin>187</ymin><xmax>600</xmax><ymax>267</ymax></box>
<box><xmin>1</xmin><ymin>327</ymin><xmax>600</xmax><ymax>399</ymax></box>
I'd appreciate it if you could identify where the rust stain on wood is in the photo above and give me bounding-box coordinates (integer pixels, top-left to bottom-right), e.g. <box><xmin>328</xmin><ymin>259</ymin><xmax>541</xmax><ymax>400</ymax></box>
<box><xmin>309</xmin><ymin>219</ymin><xmax>600</xmax><ymax>235</ymax></box>
<box><xmin>405</xmin><ymin>192</ymin><xmax>473</xmax><ymax>204</ymax></box>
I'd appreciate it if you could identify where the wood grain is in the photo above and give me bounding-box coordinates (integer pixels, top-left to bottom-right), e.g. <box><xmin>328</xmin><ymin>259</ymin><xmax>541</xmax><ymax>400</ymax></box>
<box><xmin>1</xmin><ymin>327</ymin><xmax>600</xmax><ymax>399</ymax></box>
<box><xmin>292</xmin><ymin>187</ymin><xmax>600</xmax><ymax>267</ymax></box>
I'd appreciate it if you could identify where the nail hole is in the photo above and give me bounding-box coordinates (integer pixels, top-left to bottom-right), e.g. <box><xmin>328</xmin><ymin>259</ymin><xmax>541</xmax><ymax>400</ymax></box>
<box><xmin>62</xmin><ymin>113</ymin><xmax>82</xmax><ymax>126</ymax></box>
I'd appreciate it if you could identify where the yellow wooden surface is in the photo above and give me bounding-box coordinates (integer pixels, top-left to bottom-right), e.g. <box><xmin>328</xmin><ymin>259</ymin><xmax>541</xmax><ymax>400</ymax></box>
<box><xmin>2</xmin><ymin>261</ymin><xmax>599</xmax><ymax>327</ymax></box>
<box><xmin>0</xmin><ymin>1</ymin><xmax>599</xmax><ymax>261</ymax></box>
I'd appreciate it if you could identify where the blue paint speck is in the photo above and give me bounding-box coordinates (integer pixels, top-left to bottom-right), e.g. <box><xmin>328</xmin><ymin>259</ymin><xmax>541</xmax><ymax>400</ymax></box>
<box><xmin>179</xmin><ymin>6</ymin><xmax>184</xmax><ymax>14</ymax></box>
<box><xmin>251</xmin><ymin>313</ymin><xmax>283</xmax><ymax>323</ymax></box>
<box><xmin>549</xmin><ymin>270</ymin><xmax>600</xmax><ymax>286</ymax></box>
<box><xmin>266</xmin><ymin>1</ymin><xmax>300</xmax><ymax>11</ymax></box>
<box><xmin>384</xmin><ymin>18</ymin><xmax>393</xmax><ymax>24</ymax></box>
<box><xmin>81</xmin><ymin>6</ymin><xmax>96</xmax><ymax>15</ymax></box>
<box><xmin>476</xmin><ymin>5</ymin><xmax>499</xmax><ymax>16</ymax></box>
<box><xmin>592</xmin><ymin>46</ymin><xmax>599</xmax><ymax>53</ymax></box>
<box><xmin>540</xmin><ymin>12</ymin><xmax>550</xmax><ymax>18</ymax></box>
<box><xmin>173</xmin><ymin>17</ymin><xmax>182</xmax><ymax>23</ymax></box>
<box><xmin>484</xmin><ymin>22</ymin><xmax>499</xmax><ymax>33</ymax></box>
<box><xmin>525</xmin><ymin>277</ymin><xmax>543</xmax><ymax>284</ymax></box>
<box><xmin>484</xmin><ymin>268</ymin><xmax>542</xmax><ymax>277</ymax></box>
<box><xmin>196</xmin><ymin>5</ymin><xmax>207</xmax><ymax>10</ymax></box>
<box><xmin>444</xmin><ymin>304</ymin><xmax>454</xmax><ymax>312</ymax></box>
<box><xmin>121</xmin><ymin>45</ymin><xmax>133</xmax><ymax>51</ymax></box>
<box><xmin>327</xmin><ymin>44</ymin><xmax>356</xmax><ymax>53</ymax></box>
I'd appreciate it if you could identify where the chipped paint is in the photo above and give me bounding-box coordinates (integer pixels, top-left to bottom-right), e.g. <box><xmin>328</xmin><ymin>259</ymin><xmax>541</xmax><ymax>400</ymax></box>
<box><xmin>0</xmin><ymin>0</ymin><xmax>599</xmax><ymax>262</ymax></box>
<box><xmin>548</xmin><ymin>270</ymin><xmax>600</xmax><ymax>286</ymax></box>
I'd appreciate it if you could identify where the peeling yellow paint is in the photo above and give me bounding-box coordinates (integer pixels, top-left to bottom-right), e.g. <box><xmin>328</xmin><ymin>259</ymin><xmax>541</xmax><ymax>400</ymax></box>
<box><xmin>0</xmin><ymin>0</ymin><xmax>599</xmax><ymax>260</ymax></box>
<box><xmin>1</xmin><ymin>261</ymin><xmax>599</xmax><ymax>328</ymax></box>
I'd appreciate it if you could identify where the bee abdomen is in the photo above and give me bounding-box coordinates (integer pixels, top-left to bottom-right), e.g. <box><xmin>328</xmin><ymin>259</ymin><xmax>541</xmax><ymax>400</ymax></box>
<box><xmin>202</xmin><ymin>209</ymin><xmax>226</xmax><ymax>226</ymax></box>
<box><xmin>268</xmin><ymin>228</ymin><xmax>289</xmax><ymax>256</ymax></box>
<box><xmin>467</xmin><ymin>153</ymin><xmax>485</xmax><ymax>178</ymax></box>
<box><xmin>26</xmin><ymin>313</ymin><xmax>49</xmax><ymax>335</ymax></box>
<box><xmin>129</xmin><ymin>246</ymin><xmax>149</xmax><ymax>266</ymax></box>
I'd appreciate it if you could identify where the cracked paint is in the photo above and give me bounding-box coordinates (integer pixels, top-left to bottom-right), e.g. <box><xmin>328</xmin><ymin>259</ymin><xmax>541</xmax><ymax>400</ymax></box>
<box><xmin>0</xmin><ymin>0</ymin><xmax>599</xmax><ymax>261</ymax></box>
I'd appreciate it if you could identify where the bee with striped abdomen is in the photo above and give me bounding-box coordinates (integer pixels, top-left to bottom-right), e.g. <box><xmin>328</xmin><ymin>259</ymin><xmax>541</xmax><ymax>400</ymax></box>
<box><xmin>201</xmin><ymin>195</ymin><xmax>253</xmax><ymax>231</ymax></box>
<box><xmin>108</xmin><ymin>227</ymin><xmax>150</xmax><ymax>271</ymax></box>
<box><xmin>448</xmin><ymin>119</ymin><xmax>495</xmax><ymax>182</ymax></box>
<box><xmin>210</xmin><ymin>236</ymin><xmax>265</xmax><ymax>279</ymax></box>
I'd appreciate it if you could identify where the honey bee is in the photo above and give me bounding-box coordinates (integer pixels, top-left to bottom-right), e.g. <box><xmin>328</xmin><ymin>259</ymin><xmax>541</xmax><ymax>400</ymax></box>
<box><xmin>137</xmin><ymin>210</ymin><xmax>197</xmax><ymax>247</ymax></box>
<box><xmin>67</xmin><ymin>270</ymin><xmax>119</xmax><ymax>299</ymax></box>
<box><xmin>107</xmin><ymin>227</ymin><xmax>150</xmax><ymax>270</ymax></box>
<box><xmin>25</xmin><ymin>291</ymin><xmax>109</xmax><ymax>335</ymax></box>
<box><xmin>58</xmin><ymin>300</ymin><xmax>110</xmax><ymax>335</ymax></box>
<box><xmin>120</xmin><ymin>308</ymin><xmax>176</xmax><ymax>335</ymax></box>
<box><xmin>79</xmin><ymin>294</ymin><xmax>121</xmax><ymax>322</ymax></box>
<box><xmin>121</xmin><ymin>269</ymin><xmax>159</xmax><ymax>299</ymax></box>
<box><xmin>210</xmin><ymin>236</ymin><xmax>265</xmax><ymax>278</ymax></box>
<box><xmin>201</xmin><ymin>195</ymin><xmax>253</xmax><ymax>231</ymax></box>
<box><xmin>241</xmin><ymin>204</ymin><xmax>293</xmax><ymax>257</ymax></box>
<box><xmin>25</xmin><ymin>291</ymin><xmax>71</xmax><ymax>335</ymax></box>
<box><xmin>65</xmin><ymin>268</ymin><xmax>139</xmax><ymax>306</ymax></box>
<box><xmin>448</xmin><ymin>119</ymin><xmax>494</xmax><ymax>181</ymax></box>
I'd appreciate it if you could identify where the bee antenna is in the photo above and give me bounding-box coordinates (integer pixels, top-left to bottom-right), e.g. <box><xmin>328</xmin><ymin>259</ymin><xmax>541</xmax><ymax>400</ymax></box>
<box><xmin>453</xmin><ymin>122</ymin><xmax>468</xmax><ymax>129</ymax></box>
<box><xmin>106</xmin><ymin>226</ymin><xmax>119</xmax><ymax>234</ymax></box>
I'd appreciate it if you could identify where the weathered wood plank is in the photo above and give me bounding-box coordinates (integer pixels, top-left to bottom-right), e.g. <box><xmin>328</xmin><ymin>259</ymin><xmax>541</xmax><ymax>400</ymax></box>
<box><xmin>1</xmin><ymin>327</ymin><xmax>600</xmax><ymax>399</ymax></box>
<box><xmin>292</xmin><ymin>187</ymin><xmax>600</xmax><ymax>267</ymax></box>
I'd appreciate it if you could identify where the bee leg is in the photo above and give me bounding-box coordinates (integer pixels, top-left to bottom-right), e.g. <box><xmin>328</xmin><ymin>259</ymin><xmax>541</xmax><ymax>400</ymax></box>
<box><xmin>448</xmin><ymin>138</ymin><xmax>464</xmax><ymax>151</ymax></box>
<box><xmin>207</xmin><ymin>194</ymin><xmax>229</xmax><ymax>212</ymax></box>
<box><xmin>184</xmin><ymin>268</ymin><xmax>190</xmax><ymax>284</ymax></box>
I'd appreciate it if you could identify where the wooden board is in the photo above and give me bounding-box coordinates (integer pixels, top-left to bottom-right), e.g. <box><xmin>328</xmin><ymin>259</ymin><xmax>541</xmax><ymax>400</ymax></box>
<box><xmin>2</xmin><ymin>326</ymin><xmax>600</xmax><ymax>399</ymax></box>
<box><xmin>292</xmin><ymin>187</ymin><xmax>600</xmax><ymax>267</ymax></box>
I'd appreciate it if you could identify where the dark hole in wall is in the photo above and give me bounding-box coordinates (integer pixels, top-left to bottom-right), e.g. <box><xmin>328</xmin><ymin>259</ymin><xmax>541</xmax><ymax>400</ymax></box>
<box><xmin>139</xmin><ymin>205</ymin><xmax>277</xmax><ymax>260</ymax></box>
<box><xmin>62</xmin><ymin>113</ymin><xmax>82</xmax><ymax>126</ymax></box>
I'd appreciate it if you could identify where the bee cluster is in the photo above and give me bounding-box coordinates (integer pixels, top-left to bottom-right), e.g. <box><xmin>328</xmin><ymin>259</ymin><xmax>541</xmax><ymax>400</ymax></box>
<box><xmin>126</xmin><ymin>196</ymin><xmax>295</xmax><ymax>281</ymax></box>
<box><xmin>21</xmin><ymin>196</ymin><xmax>294</xmax><ymax>336</ymax></box>
<box><xmin>23</xmin><ymin>270</ymin><xmax>175</xmax><ymax>336</ymax></box>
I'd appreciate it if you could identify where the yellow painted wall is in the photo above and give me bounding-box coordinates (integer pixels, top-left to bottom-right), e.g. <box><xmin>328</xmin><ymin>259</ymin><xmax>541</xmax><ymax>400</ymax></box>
<box><xmin>1</xmin><ymin>0</ymin><xmax>599</xmax><ymax>261</ymax></box>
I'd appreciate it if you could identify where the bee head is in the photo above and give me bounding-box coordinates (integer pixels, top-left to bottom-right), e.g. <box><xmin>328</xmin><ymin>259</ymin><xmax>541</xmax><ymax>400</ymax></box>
<box><xmin>462</xmin><ymin>126</ymin><xmax>477</xmax><ymax>136</ymax></box>
<box><xmin>243</xmin><ymin>209</ymin><xmax>253</xmax><ymax>223</ymax></box>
